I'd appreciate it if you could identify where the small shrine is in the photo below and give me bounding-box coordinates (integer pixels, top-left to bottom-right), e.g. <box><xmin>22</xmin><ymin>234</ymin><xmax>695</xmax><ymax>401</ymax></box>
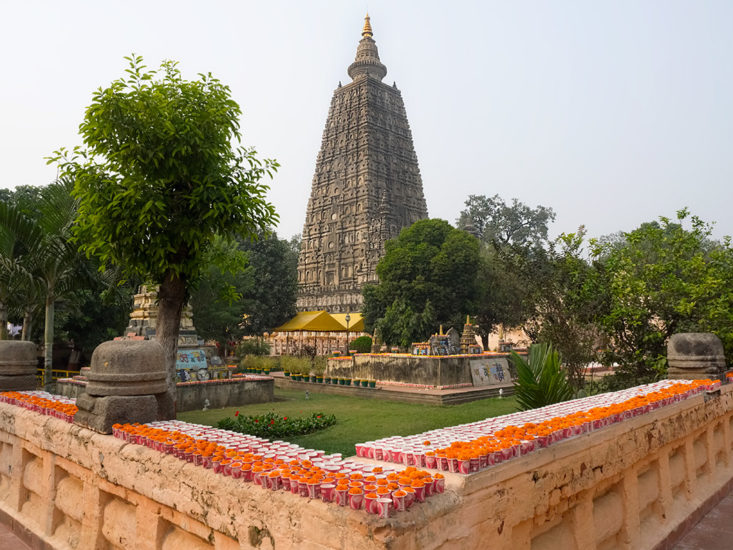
<box><xmin>412</xmin><ymin>326</ymin><xmax>460</xmax><ymax>356</ymax></box>
<box><xmin>119</xmin><ymin>285</ymin><xmax>228</xmax><ymax>382</ymax></box>
<box><xmin>411</xmin><ymin>320</ymin><xmax>484</xmax><ymax>356</ymax></box>
<box><xmin>460</xmin><ymin>316</ymin><xmax>484</xmax><ymax>355</ymax></box>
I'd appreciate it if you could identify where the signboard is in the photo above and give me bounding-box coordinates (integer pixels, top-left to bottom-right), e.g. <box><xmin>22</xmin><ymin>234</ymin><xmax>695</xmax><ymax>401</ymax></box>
<box><xmin>176</xmin><ymin>349</ymin><xmax>207</xmax><ymax>371</ymax></box>
<box><xmin>469</xmin><ymin>358</ymin><xmax>512</xmax><ymax>387</ymax></box>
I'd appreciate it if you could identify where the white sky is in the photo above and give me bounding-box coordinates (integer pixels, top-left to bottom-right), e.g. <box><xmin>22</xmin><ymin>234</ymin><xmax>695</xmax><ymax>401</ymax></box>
<box><xmin>1</xmin><ymin>1</ymin><xmax>731</xmax><ymax>241</ymax></box>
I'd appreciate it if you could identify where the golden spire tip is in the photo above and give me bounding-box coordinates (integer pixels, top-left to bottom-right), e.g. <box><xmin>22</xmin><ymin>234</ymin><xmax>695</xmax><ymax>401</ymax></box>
<box><xmin>362</xmin><ymin>13</ymin><xmax>373</xmax><ymax>38</ymax></box>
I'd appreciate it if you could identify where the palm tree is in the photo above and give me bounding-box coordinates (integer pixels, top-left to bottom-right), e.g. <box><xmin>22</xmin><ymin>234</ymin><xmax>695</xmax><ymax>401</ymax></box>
<box><xmin>0</xmin><ymin>179</ymin><xmax>87</xmax><ymax>389</ymax></box>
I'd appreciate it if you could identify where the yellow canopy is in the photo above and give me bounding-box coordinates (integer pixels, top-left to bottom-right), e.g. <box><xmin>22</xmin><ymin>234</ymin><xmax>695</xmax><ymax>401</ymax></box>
<box><xmin>331</xmin><ymin>313</ymin><xmax>364</xmax><ymax>332</ymax></box>
<box><xmin>273</xmin><ymin>311</ymin><xmax>348</xmax><ymax>332</ymax></box>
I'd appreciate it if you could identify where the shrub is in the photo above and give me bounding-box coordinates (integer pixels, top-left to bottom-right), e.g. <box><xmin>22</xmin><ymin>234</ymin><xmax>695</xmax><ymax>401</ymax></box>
<box><xmin>280</xmin><ymin>355</ymin><xmax>308</xmax><ymax>375</ymax></box>
<box><xmin>312</xmin><ymin>356</ymin><xmax>327</xmax><ymax>376</ymax></box>
<box><xmin>236</xmin><ymin>338</ymin><xmax>270</xmax><ymax>357</ymax></box>
<box><xmin>349</xmin><ymin>336</ymin><xmax>372</xmax><ymax>353</ymax></box>
<box><xmin>511</xmin><ymin>343</ymin><xmax>574</xmax><ymax>411</ymax></box>
<box><xmin>217</xmin><ymin>411</ymin><xmax>336</xmax><ymax>438</ymax></box>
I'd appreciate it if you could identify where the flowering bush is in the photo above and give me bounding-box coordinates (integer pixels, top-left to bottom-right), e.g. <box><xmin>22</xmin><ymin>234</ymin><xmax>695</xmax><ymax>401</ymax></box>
<box><xmin>217</xmin><ymin>411</ymin><xmax>336</xmax><ymax>438</ymax></box>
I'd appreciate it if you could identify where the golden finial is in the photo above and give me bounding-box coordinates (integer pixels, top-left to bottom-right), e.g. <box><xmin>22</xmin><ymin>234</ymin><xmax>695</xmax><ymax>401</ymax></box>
<box><xmin>362</xmin><ymin>13</ymin><xmax>373</xmax><ymax>38</ymax></box>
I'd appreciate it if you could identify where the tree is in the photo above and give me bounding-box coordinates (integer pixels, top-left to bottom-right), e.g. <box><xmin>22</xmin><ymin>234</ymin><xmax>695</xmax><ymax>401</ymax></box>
<box><xmin>524</xmin><ymin>230</ymin><xmax>608</xmax><ymax>389</ymax></box>
<box><xmin>51</xmin><ymin>55</ymin><xmax>278</xmax><ymax>415</ymax></box>
<box><xmin>0</xmin><ymin>179</ymin><xmax>89</xmax><ymax>387</ymax></box>
<box><xmin>457</xmin><ymin>194</ymin><xmax>555</xmax><ymax>254</ymax></box>
<box><xmin>362</xmin><ymin>219</ymin><xmax>481</xmax><ymax>347</ymax></box>
<box><xmin>457</xmin><ymin>194</ymin><xmax>556</xmax><ymax>334</ymax></box>
<box><xmin>593</xmin><ymin>209</ymin><xmax>733</xmax><ymax>383</ymax></box>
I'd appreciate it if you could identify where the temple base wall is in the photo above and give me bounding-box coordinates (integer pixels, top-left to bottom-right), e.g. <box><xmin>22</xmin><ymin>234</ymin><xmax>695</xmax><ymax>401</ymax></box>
<box><xmin>326</xmin><ymin>353</ymin><xmax>515</xmax><ymax>387</ymax></box>
<box><xmin>55</xmin><ymin>378</ymin><xmax>274</xmax><ymax>412</ymax></box>
<box><xmin>2</xmin><ymin>386</ymin><xmax>733</xmax><ymax>549</ymax></box>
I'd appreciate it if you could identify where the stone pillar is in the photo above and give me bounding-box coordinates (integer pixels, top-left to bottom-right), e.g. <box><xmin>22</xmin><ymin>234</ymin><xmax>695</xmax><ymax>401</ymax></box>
<box><xmin>0</xmin><ymin>341</ymin><xmax>38</xmax><ymax>391</ymax></box>
<box><xmin>667</xmin><ymin>332</ymin><xmax>726</xmax><ymax>380</ymax></box>
<box><xmin>74</xmin><ymin>340</ymin><xmax>170</xmax><ymax>433</ymax></box>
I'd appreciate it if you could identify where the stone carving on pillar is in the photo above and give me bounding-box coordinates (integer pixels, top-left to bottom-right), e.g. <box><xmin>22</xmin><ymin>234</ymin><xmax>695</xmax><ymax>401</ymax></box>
<box><xmin>296</xmin><ymin>14</ymin><xmax>428</xmax><ymax>313</ymax></box>
<box><xmin>667</xmin><ymin>332</ymin><xmax>726</xmax><ymax>380</ymax></box>
<box><xmin>74</xmin><ymin>340</ymin><xmax>172</xmax><ymax>433</ymax></box>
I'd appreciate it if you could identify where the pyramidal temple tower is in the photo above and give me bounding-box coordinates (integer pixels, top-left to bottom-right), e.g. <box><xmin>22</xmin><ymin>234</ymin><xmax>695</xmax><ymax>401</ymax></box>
<box><xmin>296</xmin><ymin>15</ymin><xmax>428</xmax><ymax>313</ymax></box>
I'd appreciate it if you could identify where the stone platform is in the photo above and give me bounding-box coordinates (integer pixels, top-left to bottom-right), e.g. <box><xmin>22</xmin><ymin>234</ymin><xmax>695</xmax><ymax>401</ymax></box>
<box><xmin>56</xmin><ymin>376</ymin><xmax>274</xmax><ymax>412</ymax></box>
<box><xmin>2</xmin><ymin>383</ymin><xmax>733</xmax><ymax>549</ymax></box>
<box><xmin>272</xmin><ymin>372</ymin><xmax>514</xmax><ymax>405</ymax></box>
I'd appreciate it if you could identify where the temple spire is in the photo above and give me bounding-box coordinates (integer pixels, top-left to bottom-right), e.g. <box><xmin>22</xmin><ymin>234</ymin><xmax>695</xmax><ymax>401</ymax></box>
<box><xmin>348</xmin><ymin>13</ymin><xmax>387</xmax><ymax>81</ymax></box>
<box><xmin>362</xmin><ymin>13</ymin><xmax>373</xmax><ymax>38</ymax></box>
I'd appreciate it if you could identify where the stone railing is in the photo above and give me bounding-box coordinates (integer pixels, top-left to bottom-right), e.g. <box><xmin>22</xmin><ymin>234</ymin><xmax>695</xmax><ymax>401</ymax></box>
<box><xmin>2</xmin><ymin>385</ymin><xmax>733</xmax><ymax>549</ymax></box>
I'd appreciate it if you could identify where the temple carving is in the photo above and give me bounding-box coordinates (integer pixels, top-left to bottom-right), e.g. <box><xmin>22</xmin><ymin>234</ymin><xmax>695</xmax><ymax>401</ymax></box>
<box><xmin>296</xmin><ymin>15</ymin><xmax>428</xmax><ymax>313</ymax></box>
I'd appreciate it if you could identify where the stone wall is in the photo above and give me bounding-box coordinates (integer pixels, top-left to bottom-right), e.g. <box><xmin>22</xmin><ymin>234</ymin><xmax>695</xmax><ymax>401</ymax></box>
<box><xmin>55</xmin><ymin>378</ymin><xmax>274</xmax><ymax>412</ymax></box>
<box><xmin>2</xmin><ymin>386</ymin><xmax>733</xmax><ymax>549</ymax></box>
<box><xmin>326</xmin><ymin>353</ymin><xmax>515</xmax><ymax>387</ymax></box>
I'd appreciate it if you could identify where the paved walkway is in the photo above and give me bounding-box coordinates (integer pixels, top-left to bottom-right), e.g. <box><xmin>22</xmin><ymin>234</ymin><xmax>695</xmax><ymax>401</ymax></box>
<box><xmin>674</xmin><ymin>488</ymin><xmax>733</xmax><ymax>549</ymax></box>
<box><xmin>0</xmin><ymin>521</ymin><xmax>31</xmax><ymax>550</ymax></box>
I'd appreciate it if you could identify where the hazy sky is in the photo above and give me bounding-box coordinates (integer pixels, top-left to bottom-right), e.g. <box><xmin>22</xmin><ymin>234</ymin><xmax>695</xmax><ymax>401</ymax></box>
<box><xmin>2</xmin><ymin>1</ymin><xmax>731</xmax><ymax>241</ymax></box>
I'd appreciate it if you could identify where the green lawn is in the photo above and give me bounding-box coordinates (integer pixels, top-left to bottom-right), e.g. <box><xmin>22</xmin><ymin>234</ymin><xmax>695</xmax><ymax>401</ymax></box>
<box><xmin>178</xmin><ymin>388</ymin><xmax>517</xmax><ymax>456</ymax></box>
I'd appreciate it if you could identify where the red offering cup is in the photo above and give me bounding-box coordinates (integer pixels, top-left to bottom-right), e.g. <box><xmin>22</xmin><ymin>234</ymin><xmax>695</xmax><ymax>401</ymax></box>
<box><xmin>425</xmin><ymin>453</ymin><xmax>437</xmax><ymax>469</ymax></box>
<box><xmin>307</xmin><ymin>480</ymin><xmax>321</xmax><ymax>499</ymax></box>
<box><xmin>433</xmin><ymin>475</ymin><xmax>445</xmax><ymax>493</ymax></box>
<box><xmin>392</xmin><ymin>490</ymin><xmax>406</xmax><ymax>512</ymax></box>
<box><xmin>241</xmin><ymin>465</ymin><xmax>253</xmax><ymax>482</ymax></box>
<box><xmin>231</xmin><ymin>462</ymin><xmax>242</xmax><ymax>479</ymax></box>
<box><xmin>290</xmin><ymin>478</ymin><xmax>301</xmax><ymax>495</ymax></box>
<box><xmin>411</xmin><ymin>482</ymin><xmax>426</xmax><ymax>502</ymax></box>
<box><xmin>334</xmin><ymin>487</ymin><xmax>348</xmax><ymax>506</ymax></box>
<box><xmin>423</xmin><ymin>478</ymin><xmax>434</xmax><ymax>497</ymax></box>
<box><xmin>457</xmin><ymin>459</ymin><xmax>470</xmax><ymax>474</ymax></box>
<box><xmin>348</xmin><ymin>490</ymin><xmax>364</xmax><ymax>510</ymax></box>
<box><xmin>364</xmin><ymin>493</ymin><xmax>379</xmax><ymax>514</ymax></box>
<box><xmin>377</xmin><ymin>498</ymin><xmax>392</xmax><ymax>518</ymax></box>
<box><xmin>402</xmin><ymin>487</ymin><xmax>415</xmax><ymax>508</ymax></box>
<box><xmin>320</xmin><ymin>484</ymin><xmax>335</xmax><ymax>503</ymax></box>
<box><xmin>299</xmin><ymin>479</ymin><xmax>310</xmax><ymax>498</ymax></box>
<box><xmin>253</xmin><ymin>471</ymin><xmax>264</xmax><ymax>486</ymax></box>
<box><xmin>269</xmin><ymin>473</ymin><xmax>282</xmax><ymax>491</ymax></box>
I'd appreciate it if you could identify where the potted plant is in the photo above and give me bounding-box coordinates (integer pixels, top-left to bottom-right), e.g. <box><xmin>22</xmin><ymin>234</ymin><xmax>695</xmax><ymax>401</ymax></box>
<box><xmin>368</xmin><ymin>379</ymin><xmax>376</xmax><ymax>388</ymax></box>
<box><xmin>353</xmin><ymin>378</ymin><xmax>361</xmax><ymax>387</ymax></box>
<box><xmin>360</xmin><ymin>379</ymin><xmax>369</xmax><ymax>388</ymax></box>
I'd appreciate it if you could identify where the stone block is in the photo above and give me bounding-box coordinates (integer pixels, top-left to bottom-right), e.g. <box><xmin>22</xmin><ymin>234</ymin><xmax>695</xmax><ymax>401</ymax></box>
<box><xmin>86</xmin><ymin>339</ymin><xmax>167</xmax><ymax>396</ymax></box>
<box><xmin>74</xmin><ymin>393</ymin><xmax>158</xmax><ymax>434</ymax></box>
<box><xmin>0</xmin><ymin>374</ymin><xmax>37</xmax><ymax>391</ymax></box>
<box><xmin>0</xmin><ymin>341</ymin><xmax>38</xmax><ymax>389</ymax></box>
<box><xmin>668</xmin><ymin>333</ymin><xmax>726</xmax><ymax>380</ymax></box>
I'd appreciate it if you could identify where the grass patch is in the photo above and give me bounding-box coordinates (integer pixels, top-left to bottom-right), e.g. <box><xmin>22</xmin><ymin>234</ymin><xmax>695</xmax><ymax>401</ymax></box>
<box><xmin>178</xmin><ymin>388</ymin><xmax>517</xmax><ymax>456</ymax></box>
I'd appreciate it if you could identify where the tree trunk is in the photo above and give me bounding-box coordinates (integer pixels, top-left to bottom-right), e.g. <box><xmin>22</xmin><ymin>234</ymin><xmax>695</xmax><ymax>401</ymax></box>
<box><xmin>156</xmin><ymin>272</ymin><xmax>187</xmax><ymax>419</ymax></box>
<box><xmin>0</xmin><ymin>301</ymin><xmax>7</xmax><ymax>340</ymax></box>
<box><xmin>44</xmin><ymin>297</ymin><xmax>54</xmax><ymax>391</ymax></box>
<box><xmin>21</xmin><ymin>310</ymin><xmax>32</xmax><ymax>341</ymax></box>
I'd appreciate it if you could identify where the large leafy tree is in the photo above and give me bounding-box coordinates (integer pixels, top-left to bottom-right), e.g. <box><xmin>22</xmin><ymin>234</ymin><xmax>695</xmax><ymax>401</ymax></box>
<box><xmin>51</xmin><ymin>55</ymin><xmax>278</xmax><ymax>415</ymax></box>
<box><xmin>524</xmin><ymin>230</ymin><xmax>608</xmax><ymax>389</ymax></box>
<box><xmin>593</xmin><ymin>209</ymin><xmax>733</xmax><ymax>382</ymax></box>
<box><xmin>457</xmin><ymin>194</ymin><xmax>556</xmax><ymax>333</ymax></box>
<box><xmin>191</xmin><ymin>231</ymin><xmax>297</xmax><ymax>352</ymax></box>
<box><xmin>362</xmin><ymin>219</ymin><xmax>480</xmax><ymax>347</ymax></box>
